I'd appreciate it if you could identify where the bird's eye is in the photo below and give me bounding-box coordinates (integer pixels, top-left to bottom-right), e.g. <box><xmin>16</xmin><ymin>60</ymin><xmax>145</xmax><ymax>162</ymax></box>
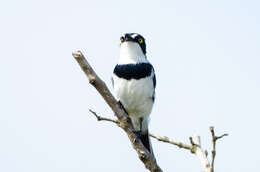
<box><xmin>138</xmin><ymin>38</ymin><xmax>143</xmax><ymax>44</ymax></box>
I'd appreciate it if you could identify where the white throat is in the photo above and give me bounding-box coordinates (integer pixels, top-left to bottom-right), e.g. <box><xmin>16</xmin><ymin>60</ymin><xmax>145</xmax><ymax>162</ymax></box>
<box><xmin>118</xmin><ymin>42</ymin><xmax>147</xmax><ymax>64</ymax></box>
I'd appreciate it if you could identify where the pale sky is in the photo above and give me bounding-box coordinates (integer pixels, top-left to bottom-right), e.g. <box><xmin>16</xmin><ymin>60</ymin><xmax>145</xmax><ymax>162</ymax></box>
<box><xmin>1</xmin><ymin>0</ymin><xmax>260</xmax><ymax>171</ymax></box>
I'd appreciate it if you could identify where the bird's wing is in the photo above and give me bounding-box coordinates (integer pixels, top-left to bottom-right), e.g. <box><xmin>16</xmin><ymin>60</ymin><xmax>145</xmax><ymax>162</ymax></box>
<box><xmin>111</xmin><ymin>76</ymin><xmax>114</xmax><ymax>88</ymax></box>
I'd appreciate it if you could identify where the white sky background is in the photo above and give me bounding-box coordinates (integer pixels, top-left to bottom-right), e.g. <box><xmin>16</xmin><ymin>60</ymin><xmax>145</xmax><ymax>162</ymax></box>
<box><xmin>1</xmin><ymin>0</ymin><xmax>260</xmax><ymax>171</ymax></box>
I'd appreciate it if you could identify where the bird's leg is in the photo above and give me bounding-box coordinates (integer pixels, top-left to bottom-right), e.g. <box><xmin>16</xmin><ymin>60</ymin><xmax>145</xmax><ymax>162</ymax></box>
<box><xmin>139</xmin><ymin>117</ymin><xmax>143</xmax><ymax>132</ymax></box>
<box><xmin>133</xmin><ymin>118</ymin><xmax>143</xmax><ymax>143</ymax></box>
<box><xmin>133</xmin><ymin>130</ymin><xmax>142</xmax><ymax>143</ymax></box>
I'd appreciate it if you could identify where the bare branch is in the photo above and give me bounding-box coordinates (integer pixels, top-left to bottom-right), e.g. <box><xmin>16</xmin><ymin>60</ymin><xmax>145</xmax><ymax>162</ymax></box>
<box><xmin>151</xmin><ymin>127</ymin><xmax>227</xmax><ymax>172</ymax></box>
<box><xmin>89</xmin><ymin>109</ymin><xmax>119</xmax><ymax>124</ymax></box>
<box><xmin>210</xmin><ymin>126</ymin><xmax>228</xmax><ymax>172</ymax></box>
<box><xmin>150</xmin><ymin>134</ymin><xmax>192</xmax><ymax>150</ymax></box>
<box><xmin>191</xmin><ymin>135</ymin><xmax>211</xmax><ymax>172</ymax></box>
<box><xmin>210</xmin><ymin>126</ymin><xmax>216</xmax><ymax>172</ymax></box>
<box><xmin>216</xmin><ymin>133</ymin><xmax>228</xmax><ymax>140</ymax></box>
<box><xmin>73</xmin><ymin>51</ymin><xmax>162</xmax><ymax>172</ymax></box>
<box><xmin>189</xmin><ymin>137</ymin><xmax>196</xmax><ymax>146</ymax></box>
<box><xmin>86</xmin><ymin>107</ymin><xmax>228</xmax><ymax>172</ymax></box>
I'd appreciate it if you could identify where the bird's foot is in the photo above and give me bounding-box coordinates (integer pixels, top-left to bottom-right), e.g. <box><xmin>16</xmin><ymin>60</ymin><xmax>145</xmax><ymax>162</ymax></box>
<box><xmin>133</xmin><ymin>130</ymin><xmax>142</xmax><ymax>143</ymax></box>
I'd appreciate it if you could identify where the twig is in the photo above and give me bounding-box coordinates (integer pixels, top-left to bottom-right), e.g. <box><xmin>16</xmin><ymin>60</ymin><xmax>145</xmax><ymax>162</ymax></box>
<box><xmin>210</xmin><ymin>126</ymin><xmax>228</xmax><ymax>172</ymax></box>
<box><xmin>216</xmin><ymin>133</ymin><xmax>229</xmax><ymax>140</ymax></box>
<box><xmin>151</xmin><ymin>127</ymin><xmax>228</xmax><ymax>172</ymax></box>
<box><xmin>150</xmin><ymin>134</ymin><xmax>192</xmax><ymax>150</ymax></box>
<box><xmin>192</xmin><ymin>135</ymin><xmax>211</xmax><ymax>172</ymax></box>
<box><xmin>89</xmin><ymin>109</ymin><xmax>119</xmax><ymax>124</ymax></box>
<box><xmin>86</xmin><ymin>107</ymin><xmax>228</xmax><ymax>172</ymax></box>
<box><xmin>73</xmin><ymin>50</ymin><xmax>162</xmax><ymax>172</ymax></box>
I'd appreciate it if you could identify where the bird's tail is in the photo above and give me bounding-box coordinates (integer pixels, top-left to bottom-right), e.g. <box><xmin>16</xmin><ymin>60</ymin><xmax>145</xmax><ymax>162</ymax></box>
<box><xmin>140</xmin><ymin>130</ymin><xmax>154</xmax><ymax>155</ymax></box>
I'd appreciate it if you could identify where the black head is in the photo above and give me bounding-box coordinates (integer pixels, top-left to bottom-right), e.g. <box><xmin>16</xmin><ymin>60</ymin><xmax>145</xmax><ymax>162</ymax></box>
<box><xmin>120</xmin><ymin>33</ymin><xmax>146</xmax><ymax>55</ymax></box>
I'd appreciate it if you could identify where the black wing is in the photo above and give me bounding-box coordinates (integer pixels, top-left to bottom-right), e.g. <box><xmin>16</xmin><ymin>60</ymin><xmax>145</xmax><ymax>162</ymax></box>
<box><xmin>111</xmin><ymin>76</ymin><xmax>114</xmax><ymax>88</ymax></box>
<box><xmin>152</xmin><ymin>73</ymin><xmax>156</xmax><ymax>89</ymax></box>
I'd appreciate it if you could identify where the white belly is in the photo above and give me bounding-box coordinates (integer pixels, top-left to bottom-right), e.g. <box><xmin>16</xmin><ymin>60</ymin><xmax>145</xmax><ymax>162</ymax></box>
<box><xmin>112</xmin><ymin>75</ymin><xmax>154</xmax><ymax>131</ymax></box>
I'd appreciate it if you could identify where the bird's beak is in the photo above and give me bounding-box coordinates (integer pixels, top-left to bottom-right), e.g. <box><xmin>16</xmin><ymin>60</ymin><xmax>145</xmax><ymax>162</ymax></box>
<box><xmin>120</xmin><ymin>36</ymin><xmax>125</xmax><ymax>44</ymax></box>
<box><xmin>120</xmin><ymin>34</ymin><xmax>134</xmax><ymax>44</ymax></box>
<box><xmin>124</xmin><ymin>34</ymin><xmax>134</xmax><ymax>42</ymax></box>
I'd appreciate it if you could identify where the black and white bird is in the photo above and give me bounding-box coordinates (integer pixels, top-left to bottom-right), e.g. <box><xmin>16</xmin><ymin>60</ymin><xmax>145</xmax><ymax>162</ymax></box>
<box><xmin>112</xmin><ymin>33</ymin><xmax>156</xmax><ymax>153</ymax></box>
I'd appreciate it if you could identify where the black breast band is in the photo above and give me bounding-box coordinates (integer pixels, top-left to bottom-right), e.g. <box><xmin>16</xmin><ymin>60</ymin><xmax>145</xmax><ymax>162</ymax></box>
<box><xmin>113</xmin><ymin>63</ymin><xmax>153</xmax><ymax>80</ymax></box>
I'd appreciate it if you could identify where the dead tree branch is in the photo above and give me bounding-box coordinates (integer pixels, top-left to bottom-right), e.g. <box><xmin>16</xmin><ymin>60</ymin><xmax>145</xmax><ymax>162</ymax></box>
<box><xmin>89</xmin><ymin>109</ymin><xmax>119</xmax><ymax>125</ymax></box>
<box><xmin>72</xmin><ymin>50</ymin><xmax>162</xmax><ymax>172</ymax></box>
<box><xmin>87</xmin><ymin>109</ymin><xmax>228</xmax><ymax>172</ymax></box>
<box><xmin>152</xmin><ymin>128</ymin><xmax>228</xmax><ymax>172</ymax></box>
<box><xmin>149</xmin><ymin>134</ymin><xmax>192</xmax><ymax>150</ymax></box>
<box><xmin>210</xmin><ymin>126</ymin><xmax>228</xmax><ymax>172</ymax></box>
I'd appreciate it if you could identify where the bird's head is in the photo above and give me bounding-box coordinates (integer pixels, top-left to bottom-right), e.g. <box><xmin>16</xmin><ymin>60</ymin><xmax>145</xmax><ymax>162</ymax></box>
<box><xmin>120</xmin><ymin>33</ymin><xmax>146</xmax><ymax>55</ymax></box>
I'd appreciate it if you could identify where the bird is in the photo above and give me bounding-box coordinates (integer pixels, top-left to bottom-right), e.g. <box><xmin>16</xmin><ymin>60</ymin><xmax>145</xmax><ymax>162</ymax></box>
<box><xmin>112</xmin><ymin>33</ymin><xmax>156</xmax><ymax>154</ymax></box>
